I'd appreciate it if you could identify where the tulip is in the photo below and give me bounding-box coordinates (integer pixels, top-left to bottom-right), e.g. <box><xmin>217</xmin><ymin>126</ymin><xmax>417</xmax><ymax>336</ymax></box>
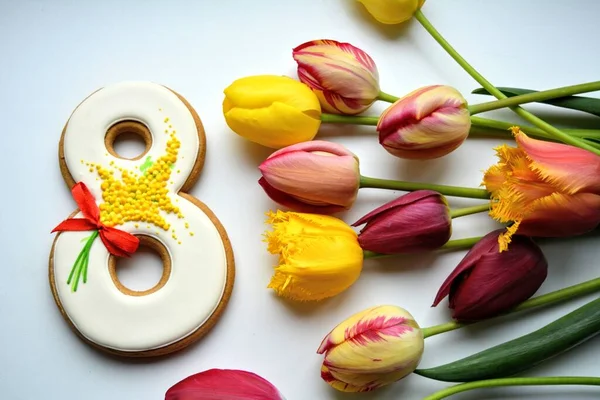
<box><xmin>293</xmin><ymin>39</ymin><xmax>380</xmax><ymax>115</ymax></box>
<box><xmin>358</xmin><ymin>0</ymin><xmax>426</xmax><ymax>25</ymax></box>
<box><xmin>165</xmin><ymin>369</ymin><xmax>285</xmax><ymax>400</ymax></box>
<box><xmin>484</xmin><ymin>127</ymin><xmax>600</xmax><ymax>251</ymax></box>
<box><xmin>223</xmin><ymin>75</ymin><xmax>321</xmax><ymax>148</ymax></box>
<box><xmin>352</xmin><ymin>190</ymin><xmax>451</xmax><ymax>254</ymax></box>
<box><xmin>265</xmin><ymin>210</ymin><xmax>363</xmax><ymax>301</ymax></box>
<box><xmin>259</xmin><ymin>140</ymin><xmax>360</xmax><ymax>214</ymax></box>
<box><xmin>378</xmin><ymin>85</ymin><xmax>471</xmax><ymax>160</ymax></box>
<box><xmin>432</xmin><ymin>229</ymin><xmax>548</xmax><ymax>322</ymax></box>
<box><xmin>317</xmin><ymin>305</ymin><xmax>424</xmax><ymax>392</ymax></box>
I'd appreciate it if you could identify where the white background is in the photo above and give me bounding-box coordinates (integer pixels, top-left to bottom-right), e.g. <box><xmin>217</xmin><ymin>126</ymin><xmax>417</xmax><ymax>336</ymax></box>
<box><xmin>1</xmin><ymin>0</ymin><xmax>599</xmax><ymax>399</ymax></box>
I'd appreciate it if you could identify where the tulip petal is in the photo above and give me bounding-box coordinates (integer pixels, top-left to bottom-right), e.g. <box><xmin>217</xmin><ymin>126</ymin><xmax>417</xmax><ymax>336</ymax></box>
<box><xmin>353</xmin><ymin>190</ymin><xmax>440</xmax><ymax>226</ymax></box>
<box><xmin>515</xmin><ymin>128</ymin><xmax>600</xmax><ymax>195</ymax></box>
<box><xmin>450</xmin><ymin>235</ymin><xmax>547</xmax><ymax>321</ymax></box>
<box><xmin>432</xmin><ymin>230</ymin><xmax>501</xmax><ymax>307</ymax></box>
<box><xmin>516</xmin><ymin>192</ymin><xmax>600</xmax><ymax>237</ymax></box>
<box><xmin>258</xmin><ymin>178</ymin><xmax>347</xmax><ymax>214</ymax></box>
<box><xmin>321</xmin><ymin>363</ymin><xmax>417</xmax><ymax>393</ymax></box>
<box><xmin>358</xmin><ymin>0</ymin><xmax>426</xmax><ymax>25</ymax></box>
<box><xmin>266</xmin><ymin>139</ymin><xmax>357</xmax><ymax>159</ymax></box>
<box><xmin>165</xmin><ymin>369</ymin><xmax>284</xmax><ymax>400</ymax></box>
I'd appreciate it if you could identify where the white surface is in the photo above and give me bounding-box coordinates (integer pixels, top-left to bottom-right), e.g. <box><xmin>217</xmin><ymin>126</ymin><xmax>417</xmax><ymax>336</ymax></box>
<box><xmin>1</xmin><ymin>0</ymin><xmax>599</xmax><ymax>399</ymax></box>
<box><xmin>55</xmin><ymin>81</ymin><xmax>229</xmax><ymax>352</ymax></box>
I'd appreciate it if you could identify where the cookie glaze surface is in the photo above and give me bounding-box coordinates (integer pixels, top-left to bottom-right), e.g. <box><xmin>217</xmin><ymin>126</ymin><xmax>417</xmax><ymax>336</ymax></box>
<box><xmin>52</xmin><ymin>82</ymin><xmax>229</xmax><ymax>352</ymax></box>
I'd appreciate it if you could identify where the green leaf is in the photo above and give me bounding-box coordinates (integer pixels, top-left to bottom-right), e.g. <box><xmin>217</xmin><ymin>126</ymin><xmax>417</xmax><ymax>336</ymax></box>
<box><xmin>472</xmin><ymin>87</ymin><xmax>600</xmax><ymax>117</ymax></box>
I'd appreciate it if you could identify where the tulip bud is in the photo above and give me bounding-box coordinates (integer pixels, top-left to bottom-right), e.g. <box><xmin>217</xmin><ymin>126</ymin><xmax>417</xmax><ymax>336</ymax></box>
<box><xmin>378</xmin><ymin>85</ymin><xmax>471</xmax><ymax>160</ymax></box>
<box><xmin>352</xmin><ymin>190</ymin><xmax>451</xmax><ymax>254</ymax></box>
<box><xmin>259</xmin><ymin>140</ymin><xmax>360</xmax><ymax>214</ymax></box>
<box><xmin>432</xmin><ymin>229</ymin><xmax>548</xmax><ymax>321</ymax></box>
<box><xmin>165</xmin><ymin>369</ymin><xmax>285</xmax><ymax>400</ymax></box>
<box><xmin>358</xmin><ymin>0</ymin><xmax>426</xmax><ymax>25</ymax></box>
<box><xmin>265</xmin><ymin>210</ymin><xmax>363</xmax><ymax>301</ymax></box>
<box><xmin>223</xmin><ymin>75</ymin><xmax>321</xmax><ymax>149</ymax></box>
<box><xmin>293</xmin><ymin>39</ymin><xmax>380</xmax><ymax>115</ymax></box>
<box><xmin>318</xmin><ymin>305</ymin><xmax>424</xmax><ymax>392</ymax></box>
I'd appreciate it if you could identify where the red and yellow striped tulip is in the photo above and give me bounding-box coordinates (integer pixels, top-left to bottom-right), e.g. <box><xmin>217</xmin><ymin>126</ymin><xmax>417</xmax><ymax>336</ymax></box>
<box><xmin>265</xmin><ymin>210</ymin><xmax>363</xmax><ymax>301</ymax></box>
<box><xmin>293</xmin><ymin>39</ymin><xmax>380</xmax><ymax>115</ymax></box>
<box><xmin>358</xmin><ymin>0</ymin><xmax>426</xmax><ymax>25</ymax></box>
<box><xmin>377</xmin><ymin>85</ymin><xmax>471</xmax><ymax>159</ymax></box>
<box><xmin>317</xmin><ymin>305</ymin><xmax>424</xmax><ymax>392</ymax></box>
<box><xmin>258</xmin><ymin>140</ymin><xmax>360</xmax><ymax>214</ymax></box>
<box><xmin>223</xmin><ymin>75</ymin><xmax>321</xmax><ymax>149</ymax></box>
<box><xmin>484</xmin><ymin>127</ymin><xmax>600</xmax><ymax>251</ymax></box>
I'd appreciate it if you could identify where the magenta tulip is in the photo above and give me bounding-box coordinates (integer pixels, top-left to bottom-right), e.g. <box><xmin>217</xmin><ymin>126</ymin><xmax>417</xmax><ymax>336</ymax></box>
<box><xmin>165</xmin><ymin>369</ymin><xmax>285</xmax><ymax>400</ymax></box>
<box><xmin>352</xmin><ymin>190</ymin><xmax>451</xmax><ymax>254</ymax></box>
<box><xmin>432</xmin><ymin>230</ymin><xmax>548</xmax><ymax>321</ymax></box>
<box><xmin>258</xmin><ymin>140</ymin><xmax>360</xmax><ymax>214</ymax></box>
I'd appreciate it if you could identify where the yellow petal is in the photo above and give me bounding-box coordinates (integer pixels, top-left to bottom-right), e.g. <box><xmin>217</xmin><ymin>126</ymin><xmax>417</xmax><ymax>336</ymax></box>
<box><xmin>358</xmin><ymin>0</ymin><xmax>426</xmax><ymax>25</ymax></box>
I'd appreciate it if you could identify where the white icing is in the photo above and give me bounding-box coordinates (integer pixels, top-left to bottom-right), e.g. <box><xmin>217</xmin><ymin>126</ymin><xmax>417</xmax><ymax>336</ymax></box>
<box><xmin>53</xmin><ymin>81</ymin><xmax>228</xmax><ymax>352</ymax></box>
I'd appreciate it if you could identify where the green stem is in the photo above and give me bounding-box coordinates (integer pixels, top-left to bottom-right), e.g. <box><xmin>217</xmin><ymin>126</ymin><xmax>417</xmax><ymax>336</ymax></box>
<box><xmin>421</xmin><ymin>276</ymin><xmax>600</xmax><ymax>338</ymax></box>
<box><xmin>362</xmin><ymin>236</ymin><xmax>482</xmax><ymax>259</ymax></box>
<box><xmin>468</xmin><ymin>81</ymin><xmax>600</xmax><ymax>115</ymax></box>
<box><xmin>449</xmin><ymin>204</ymin><xmax>489</xmax><ymax>219</ymax></box>
<box><xmin>320</xmin><ymin>113</ymin><xmax>379</xmax><ymax>125</ymax></box>
<box><xmin>377</xmin><ymin>91</ymin><xmax>400</xmax><ymax>103</ymax></box>
<box><xmin>414</xmin><ymin>10</ymin><xmax>600</xmax><ymax>157</ymax></box>
<box><xmin>424</xmin><ymin>377</ymin><xmax>600</xmax><ymax>400</ymax></box>
<box><xmin>359</xmin><ymin>175</ymin><xmax>490</xmax><ymax>199</ymax></box>
<box><xmin>470</xmin><ymin>116</ymin><xmax>600</xmax><ymax>150</ymax></box>
<box><xmin>68</xmin><ymin>230</ymin><xmax>99</xmax><ymax>292</ymax></box>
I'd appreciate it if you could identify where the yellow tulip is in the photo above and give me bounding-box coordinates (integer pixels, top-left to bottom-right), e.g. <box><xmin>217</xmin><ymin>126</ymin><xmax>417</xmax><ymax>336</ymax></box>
<box><xmin>223</xmin><ymin>75</ymin><xmax>322</xmax><ymax>149</ymax></box>
<box><xmin>264</xmin><ymin>210</ymin><xmax>363</xmax><ymax>301</ymax></box>
<box><xmin>358</xmin><ymin>0</ymin><xmax>426</xmax><ymax>25</ymax></box>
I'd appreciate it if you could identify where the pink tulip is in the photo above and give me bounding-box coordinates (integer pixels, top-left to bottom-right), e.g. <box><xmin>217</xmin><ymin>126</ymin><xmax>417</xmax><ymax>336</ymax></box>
<box><xmin>293</xmin><ymin>39</ymin><xmax>380</xmax><ymax>115</ymax></box>
<box><xmin>484</xmin><ymin>127</ymin><xmax>600</xmax><ymax>251</ymax></box>
<box><xmin>352</xmin><ymin>190</ymin><xmax>451</xmax><ymax>254</ymax></box>
<box><xmin>258</xmin><ymin>140</ymin><xmax>360</xmax><ymax>214</ymax></box>
<box><xmin>378</xmin><ymin>85</ymin><xmax>471</xmax><ymax>159</ymax></box>
<box><xmin>432</xmin><ymin>230</ymin><xmax>548</xmax><ymax>321</ymax></box>
<box><xmin>165</xmin><ymin>369</ymin><xmax>285</xmax><ymax>400</ymax></box>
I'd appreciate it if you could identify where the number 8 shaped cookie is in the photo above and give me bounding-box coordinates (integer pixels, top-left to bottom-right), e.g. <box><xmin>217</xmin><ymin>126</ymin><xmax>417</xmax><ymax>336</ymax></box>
<box><xmin>49</xmin><ymin>82</ymin><xmax>234</xmax><ymax>357</ymax></box>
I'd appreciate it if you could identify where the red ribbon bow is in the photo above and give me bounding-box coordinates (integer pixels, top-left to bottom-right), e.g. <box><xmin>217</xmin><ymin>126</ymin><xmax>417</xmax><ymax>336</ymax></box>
<box><xmin>52</xmin><ymin>182</ymin><xmax>139</xmax><ymax>257</ymax></box>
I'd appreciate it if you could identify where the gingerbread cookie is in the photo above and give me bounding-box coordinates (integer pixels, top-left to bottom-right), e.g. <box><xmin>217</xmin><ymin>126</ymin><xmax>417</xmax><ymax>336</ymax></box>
<box><xmin>49</xmin><ymin>81</ymin><xmax>234</xmax><ymax>357</ymax></box>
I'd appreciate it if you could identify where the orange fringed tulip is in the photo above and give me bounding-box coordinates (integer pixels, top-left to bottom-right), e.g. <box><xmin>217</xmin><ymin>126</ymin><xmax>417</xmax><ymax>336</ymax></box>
<box><xmin>264</xmin><ymin>211</ymin><xmax>363</xmax><ymax>301</ymax></box>
<box><xmin>484</xmin><ymin>127</ymin><xmax>600</xmax><ymax>251</ymax></box>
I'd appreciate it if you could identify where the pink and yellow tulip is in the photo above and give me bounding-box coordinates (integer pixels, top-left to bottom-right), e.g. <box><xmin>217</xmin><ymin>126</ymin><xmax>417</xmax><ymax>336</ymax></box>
<box><xmin>317</xmin><ymin>305</ymin><xmax>424</xmax><ymax>392</ymax></box>
<box><xmin>432</xmin><ymin>230</ymin><xmax>548</xmax><ymax>321</ymax></box>
<box><xmin>353</xmin><ymin>190</ymin><xmax>451</xmax><ymax>254</ymax></box>
<box><xmin>259</xmin><ymin>140</ymin><xmax>360</xmax><ymax>214</ymax></box>
<box><xmin>165</xmin><ymin>369</ymin><xmax>285</xmax><ymax>400</ymax></box>
<box><xmin>264</xmin><ymin>210</ymin><xmax>363</xmax><ymax>301</ymax></box>
<box><xmin>223</xmin><ymin>75</ymin><xmax>321</xmax><ymax>148</ymax></box>
<box><xmin>377</xmin><ymin>85</ymin><xmax>471</xmax><ymax>159</ymax></box>
<box><xmin>358</xmin><ymin>0</ymin><xmax>426</xmax><ymax>25</ymax></box>
<box><xmin>484</xmin><ymin>127</ymin><xmax>600</xmax><ymax>251</ymax></box>
<box><xmin>293</xmin><ymin>39</ymin><xmax>380</xmax><ymax>115</ymax></box>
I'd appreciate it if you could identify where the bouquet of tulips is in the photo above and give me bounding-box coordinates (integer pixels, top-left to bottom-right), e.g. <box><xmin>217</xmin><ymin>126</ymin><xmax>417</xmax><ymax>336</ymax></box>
<box><xmin>165</xmin><ymin>1</ymin><xmax>600</xmax><ymax>399</ymax></box>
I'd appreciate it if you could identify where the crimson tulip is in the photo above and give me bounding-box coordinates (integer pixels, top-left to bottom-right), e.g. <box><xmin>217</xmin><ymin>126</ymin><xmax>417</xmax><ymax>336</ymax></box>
<box><xmin>432</xmin><ymin>229</ymin><xmax>548</xmax><ymax>321</ymax></box>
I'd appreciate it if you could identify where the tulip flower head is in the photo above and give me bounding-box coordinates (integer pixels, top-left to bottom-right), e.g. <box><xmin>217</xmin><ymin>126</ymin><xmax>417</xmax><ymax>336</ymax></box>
<box><xmin>432</xmin><ymin>229</ymin><xmax>548</xmax><ymax>321</ymax></box>
<box><xmin>484</xmin><ymin>127</ymin><xmax>600</xmax><ymax>251</ymax></box>
<box><xmin>318</xmin><ymin>305</ymin><xmax>424</xmax><ymax>392</ymax></box>
<box><xmin>265</xmin><ymin>210</ymin><xmax>363</xmax><ymax>301</ymax></box>
<box><xmin>353</xmin><ymin>190</ymin><xmax>451</xmax><ymax>254</ymax></box>
<box><xmin>165</xmin><ymin>369</ymin><xmax>285</xmax><ymax>400</ymax></box>
<box><xmin>293</xmin><ymin>39</ymin><xmax>380</xmax><ymax>115</ymax></box>
<box><xmin>358</xmin><ymin>0</ymin><xmax>426</xmax><ymax>25</ymax></box>
<box><xmin>377</xmin><ymin>85</ymin><xmax>471</xmax><ymax>160</ymax></box>
<box><xmin>259</xmin><ymin>140</ymin><xmax>360</xmax><ymax>214</ymax></box>
<box><xmin>223</xmin><ymin>75</ymin><xmax>321</xmax><ymax>148</ymax></box>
